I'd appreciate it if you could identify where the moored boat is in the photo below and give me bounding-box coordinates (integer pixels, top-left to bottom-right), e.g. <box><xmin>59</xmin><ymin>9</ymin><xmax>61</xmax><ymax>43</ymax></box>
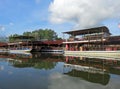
<box><xmin>9</xmin><ymin>48</ymin><xmax>32</xmax><ymax>54</ymax></box>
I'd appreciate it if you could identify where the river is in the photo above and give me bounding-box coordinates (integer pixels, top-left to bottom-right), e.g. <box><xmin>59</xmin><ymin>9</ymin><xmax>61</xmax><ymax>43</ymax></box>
<box><xmin>0</xmin><ymin>52</ymin><xmax>120</xmax><ymax>89</ymax></box>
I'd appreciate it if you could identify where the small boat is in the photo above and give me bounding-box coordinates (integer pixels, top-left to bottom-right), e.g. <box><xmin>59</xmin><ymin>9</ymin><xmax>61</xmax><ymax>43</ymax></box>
<box><xmin>9</xmin><ymin>48</ymin><xmax>32</xmax><ymax>54</ymax></box>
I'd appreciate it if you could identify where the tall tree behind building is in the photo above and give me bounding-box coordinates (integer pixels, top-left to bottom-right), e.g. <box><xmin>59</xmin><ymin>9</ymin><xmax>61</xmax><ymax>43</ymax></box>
<box><xmin>23</xmin><ymin>29</ymin><xmax>58</xmax><ymax>41</ymax></box>
<box><xmin>9</xmin><ymin>28</ymin><xmax>62</xmax><ymax>42</ymax></box>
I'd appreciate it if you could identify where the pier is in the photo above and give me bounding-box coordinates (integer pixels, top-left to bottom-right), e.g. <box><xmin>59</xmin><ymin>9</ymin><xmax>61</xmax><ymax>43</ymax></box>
<box><xmin>64</xmin><ymin>51</ymin><xmax>120</xmax><ymax>59</ymax></box>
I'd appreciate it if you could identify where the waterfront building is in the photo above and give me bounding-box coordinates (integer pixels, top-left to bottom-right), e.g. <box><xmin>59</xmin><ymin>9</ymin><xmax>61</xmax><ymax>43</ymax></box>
<box><xmin>63</xmin><ymin>26</ymin><xmax>120</xmax><ymax>51</ymax></box>
<box><xmin>0</xmin><ymin>42</ymin><xmax>8</xmax><ymax>52</ymax></box>
<box><xmin>0</xmin><ymin>36</ymin><xmax>63</xmax><ymax>52</ymax></box>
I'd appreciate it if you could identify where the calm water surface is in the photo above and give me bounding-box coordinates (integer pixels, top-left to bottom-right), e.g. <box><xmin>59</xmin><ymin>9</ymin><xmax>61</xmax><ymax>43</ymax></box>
<box><xmin>0</xmin><ymin>52</ymin><xmax>120</xmax><ymax>89</ymax></box>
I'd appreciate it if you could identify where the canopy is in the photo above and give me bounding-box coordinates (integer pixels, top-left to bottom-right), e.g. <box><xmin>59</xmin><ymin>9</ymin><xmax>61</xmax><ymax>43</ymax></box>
<box><xmin>63</xmin><ymin>26</ymin><xmax>111</xmax><ymax>36</ymax></box>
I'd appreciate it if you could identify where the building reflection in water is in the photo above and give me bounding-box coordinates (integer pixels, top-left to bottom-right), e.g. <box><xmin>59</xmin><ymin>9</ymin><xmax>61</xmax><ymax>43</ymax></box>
<box><xmin>63</xmin><ymin>63</ymin><xmax>110</xmax><ymax>85</ymax></box>
<box><xmin>63</xmin><ymin>56</ymin><xmax>120</xmax><ymax>85</ymax></box>
<box><xmin>3</xmin><ymin>52</ymin><xmax>64</xmax><ymax>70</ymax></box>
<box><xmin>0</xmin><ymin>52</ymin><xmax>120</xmax><ymax>86</ymax></box>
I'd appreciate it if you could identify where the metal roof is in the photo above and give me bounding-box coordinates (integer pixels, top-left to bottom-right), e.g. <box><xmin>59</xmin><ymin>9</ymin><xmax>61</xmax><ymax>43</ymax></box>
<box><xmin>63</xmin><ymin>26</ymin><xmax>111</xmax><ymax>36</ymax></box>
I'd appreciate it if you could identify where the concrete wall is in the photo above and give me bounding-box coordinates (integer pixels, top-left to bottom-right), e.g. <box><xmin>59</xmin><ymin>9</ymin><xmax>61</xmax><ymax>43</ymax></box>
<box><xmin>64</xmin><ymin>51</ymin><xmax>120</xmax><ymax>59</ymax></box>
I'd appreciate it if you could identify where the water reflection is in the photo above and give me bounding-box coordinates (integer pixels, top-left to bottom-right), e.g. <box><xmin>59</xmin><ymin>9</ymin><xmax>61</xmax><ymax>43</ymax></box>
<box><xmin>64</xmin><ymin>64</ymin><xmax>109</xmax><ymax>85</ymax></box>
<box><xmin>6</xmin><ymin>53</ymin><xmax>64</xmax><ymax>70</ymax></box>
<box><xmin>64</xmin><ymin>56</ymin><xmax>120</xmax><ymax>74</ymax></box>
<box><xmin>0</xmin><ymin>52</ymin><xmax>120</xmax><ymax>89</ymax></box>
<box><xmin>63</xmin><ymin>56</ymin><xmax>120</xmax><ymax>86</ymax></box>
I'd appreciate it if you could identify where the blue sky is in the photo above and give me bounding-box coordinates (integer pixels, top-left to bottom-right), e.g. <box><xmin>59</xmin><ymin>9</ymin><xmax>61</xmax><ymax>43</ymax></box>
<box><xmin>0</xmin><ymin>0</ymin><xmax>120</xmax><ymax>37</ymax></box>
<box><xmin>0</xmin><ymin>0</ymin><xmax>72</xmax><ymax>37</ymax></box>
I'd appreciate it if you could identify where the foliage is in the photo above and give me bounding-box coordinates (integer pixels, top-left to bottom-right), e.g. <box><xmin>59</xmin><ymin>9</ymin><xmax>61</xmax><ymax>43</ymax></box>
<box><xmin>34</xmin><ymin>61</ymin><xmax>56</xmax><ymax>70</ymax></box>
<box><xmin>9</xmin><ymin>34</ymin><xmax>20</xmax><ymax>42</ymax></box>
<box><xmin>9</xmin><ymin>28</ymin><xmax>62</xmax><ymax>42</ymax></box>
<box><xmin>23</xmin><ymin>31</ymin><xmax>32</xmax><ymax>36</ymax></box>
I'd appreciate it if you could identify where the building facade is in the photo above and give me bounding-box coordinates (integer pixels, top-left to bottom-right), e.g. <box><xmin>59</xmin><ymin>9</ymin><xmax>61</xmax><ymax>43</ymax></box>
<box><xmin>63</xmin><ymin>26</ymin><xmax>120</xmax><ymax>51</ymax></box>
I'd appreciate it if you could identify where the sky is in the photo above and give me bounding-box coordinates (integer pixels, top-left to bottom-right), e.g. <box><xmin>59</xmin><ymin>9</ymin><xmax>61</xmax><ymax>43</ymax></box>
<box><xmin>0</xmin><ymin>0</ymin><xmax>120</xmax><ymax>37</ymax></box>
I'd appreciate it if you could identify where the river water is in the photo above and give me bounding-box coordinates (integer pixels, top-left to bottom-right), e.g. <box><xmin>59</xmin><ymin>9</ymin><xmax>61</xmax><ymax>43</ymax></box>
<box><xmin>0</xmin><ymin>52</ymin><xmax>120</xmax><ymax>89</ymax></box>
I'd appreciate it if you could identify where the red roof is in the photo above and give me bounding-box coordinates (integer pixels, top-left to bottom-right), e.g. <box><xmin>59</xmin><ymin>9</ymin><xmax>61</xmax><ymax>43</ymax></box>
<box><xmin>0</xmin><ymin>42</ymin><xmax>8</xmax><ymax>47</ymax></box>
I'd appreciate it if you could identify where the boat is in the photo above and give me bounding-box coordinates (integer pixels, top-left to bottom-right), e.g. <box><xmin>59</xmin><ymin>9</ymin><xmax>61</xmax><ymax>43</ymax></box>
<box><xmin>9</xmin><ymin>48</ymin><xmax>32</xmax><ymax>54</ymax></box>
<box><xmin>7</xmin><ymin>36</ymin><xmax>34</xmax><ymax>54</ymax></box>
<box><xmin>8</xmin><ymin>42</ymin><xmax>32</xmax><ymax>54</ymax></box>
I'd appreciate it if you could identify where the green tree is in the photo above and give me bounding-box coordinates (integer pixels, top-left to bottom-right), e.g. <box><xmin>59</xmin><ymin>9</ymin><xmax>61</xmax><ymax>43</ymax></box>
<box><xmin>9</xmin><ymin>28</ymin><xmax>62</xmax><ymax>42</ymax></box>
<box><xmin>34</xmin><ymin>61</ymin><xmax>56</xmax><ymax>70</ymax></box>
<box><xmin>23</xmin><ymin>31</ymin><xmax>32</xmax><ymax>36</ymax></box>
<box><xmin>9</xmin><ymin>34</ymin><xmax>20</xmax><ymax>42</ymax></box>
<box><xmin>31</xmin><ymin>28</ymin><xmax>58</xmax><ymax>40</ymax></box>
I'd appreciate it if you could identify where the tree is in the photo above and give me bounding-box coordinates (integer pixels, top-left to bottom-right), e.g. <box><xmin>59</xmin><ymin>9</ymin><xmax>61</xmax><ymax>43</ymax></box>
<box><xmin>23</xmin><ymin>32</ymin><xmax>32</xmax><ymax>36</ymax></box>
<box><xmin>9</xmin><ymin>28</ymin><xmax>62</xmax><ymax>42</ymax></box>
<box><xmin>9</xmin><ymin>34</ymin><xmax>20</xmax><ymax>42</ymax></box>
<box><xmin>27</xmin><ymin>28</ymin><xmax>59</xmax><ymax>40</ymax></box>
<box><xmin>40</xmin><ymin>29</ymin><xmax>58</xmax><ymax>40</ymax></box>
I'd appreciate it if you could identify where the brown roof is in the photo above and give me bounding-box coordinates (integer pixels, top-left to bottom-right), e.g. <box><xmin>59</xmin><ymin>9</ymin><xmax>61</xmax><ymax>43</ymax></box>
<box><xmin>63</xmin><ymin>26</ymin><xmax>111</xmax><ymax>36</ymax></box>
<box><xmin>0</xmin><ymin>42</ymin><xmax>7</xmax><ymax>47</ymax></box>
<box><xmin>32</xmin><ymin>40</ymin><xmax>63</xmax><ymax>45</ymax></box>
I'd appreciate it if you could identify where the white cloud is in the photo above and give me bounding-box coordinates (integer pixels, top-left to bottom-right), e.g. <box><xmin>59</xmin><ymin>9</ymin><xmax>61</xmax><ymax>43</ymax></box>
<box><xmin>0</xmin><ymin>66</ymin><xmax>4</xmax><ymax>71</ymax></box>
<box><xmin>49</xmin><ymin>0</ymin><xmax>120</xmax><ymax>29</ymax></box>
<box><xmin>0</xmin><ymin>25</ymin><xmax>5</xmax><ymax>31</ymax></box>
<box><xmin>48</xmin><ymin>72</ymin><xmax>120</xmax><ymax>89</ymax></box>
